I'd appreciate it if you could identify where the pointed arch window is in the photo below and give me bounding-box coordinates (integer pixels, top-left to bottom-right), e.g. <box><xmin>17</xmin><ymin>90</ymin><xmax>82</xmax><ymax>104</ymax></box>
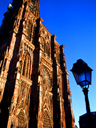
<box><xmin>27</xmin><ymin>20</ymin><xmax>33</xmax><ymax>41</ymax></box>
<box><xmin>0</xmin><ymin>50</ymin><xmax>6</xmax><ymax>72</ymax></box>
<box><xmin>22</xmin><ymin>53</ymin><xmax>31</xmax><ymax>79</ymax></box>
<box><xmin>45</xmin><ymin>42</ymin><xmax>50</xmax><ymax>57</ymax></box>
<box><xmin>11</xmin><ymin>124</ymin><xmax>14</xmax><ymax>128</ymax></box>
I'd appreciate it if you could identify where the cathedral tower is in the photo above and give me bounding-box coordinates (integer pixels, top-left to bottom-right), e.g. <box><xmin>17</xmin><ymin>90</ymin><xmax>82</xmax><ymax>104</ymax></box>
<box><xmin>0</xmin><ymin>0</ymin><xmax>75</xmax><ymax>128</ymax></box>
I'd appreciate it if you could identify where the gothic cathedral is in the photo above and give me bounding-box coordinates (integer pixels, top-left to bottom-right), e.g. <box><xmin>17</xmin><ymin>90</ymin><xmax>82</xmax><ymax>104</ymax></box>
<box><xmin>0</xmin><ymin>0</ymin><xmax>75</xmax><ymax>128</ymax></box>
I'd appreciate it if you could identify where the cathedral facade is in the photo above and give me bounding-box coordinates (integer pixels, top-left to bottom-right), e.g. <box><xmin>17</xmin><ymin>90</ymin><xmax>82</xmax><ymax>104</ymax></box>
<box><xmin>0</xmin><ymin>0</ymin><xmax>75</xmax><ymax>128</ymax></box>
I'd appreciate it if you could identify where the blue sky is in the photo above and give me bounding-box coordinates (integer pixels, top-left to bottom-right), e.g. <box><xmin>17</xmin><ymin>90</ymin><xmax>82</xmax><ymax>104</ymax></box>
<box><xmin>0</xmin><ymin>0</ymin><xmax>96</xmax><ymax>127</ymax></box>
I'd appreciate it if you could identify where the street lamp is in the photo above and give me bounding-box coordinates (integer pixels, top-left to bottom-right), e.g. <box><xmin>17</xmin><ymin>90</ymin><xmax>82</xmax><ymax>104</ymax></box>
<box><xmin>71</xmin><ymin>59</ymin><xmax>93</xmax><ymax>128</ymax></box>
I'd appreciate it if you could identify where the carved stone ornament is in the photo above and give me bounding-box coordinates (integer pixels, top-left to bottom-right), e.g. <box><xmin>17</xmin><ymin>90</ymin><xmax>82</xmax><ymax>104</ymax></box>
<box><xmin>43</xmin><ymin>111</ymin><xmax>52</xmax><ymax>128</ymax></box>
<box><xmin>17</xmin><ymin>109</ymin><xmax>26</xmax><ymax>127</ymax></box>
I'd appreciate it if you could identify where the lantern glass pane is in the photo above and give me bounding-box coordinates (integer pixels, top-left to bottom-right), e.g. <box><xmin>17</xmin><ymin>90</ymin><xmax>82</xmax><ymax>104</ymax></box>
<box><xmin>86</xmin><ymin>70</ymin><xmax>91</xmax><ymax>84</ymax></box>
<box><xmin>73</xmin><ymin>72</ymin><xmax>85</xmax><ymax>85</ymax></box>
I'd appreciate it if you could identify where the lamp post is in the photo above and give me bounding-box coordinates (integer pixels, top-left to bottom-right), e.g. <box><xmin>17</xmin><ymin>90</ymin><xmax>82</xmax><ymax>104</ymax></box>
<box><xmin>71</xmin><ymin>59</ymin><xmax>93</xmax><ymax>128</ymax></box>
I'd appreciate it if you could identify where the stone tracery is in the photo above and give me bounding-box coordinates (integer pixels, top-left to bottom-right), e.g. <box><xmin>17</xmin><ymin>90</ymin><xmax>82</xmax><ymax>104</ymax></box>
<box><xmin>39</xmin><ymin>67</ymin><xmax>53</xmax><ymax>127</ymax></box>
<box><xmin>43</xmin><ymin>111</ymin><xmax>52</xmax><ymax>128</ymax></box>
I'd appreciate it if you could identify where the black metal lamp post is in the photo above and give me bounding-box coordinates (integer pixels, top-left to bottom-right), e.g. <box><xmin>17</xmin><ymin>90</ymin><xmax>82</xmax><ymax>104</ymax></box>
<box><xmin>71</xmin><ymin>59</ymin><xmax>93</xmax><ymax>128</ymax></box>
